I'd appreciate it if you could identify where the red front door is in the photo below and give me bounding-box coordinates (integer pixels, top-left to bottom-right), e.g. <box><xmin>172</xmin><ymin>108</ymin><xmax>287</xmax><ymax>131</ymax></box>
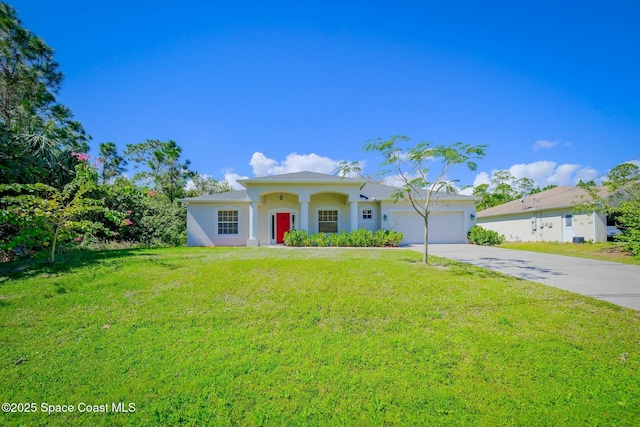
<box><xmin>276</xmin><ymin>212</ymin><xmax>290</xmax><ymax>243</ymax></box>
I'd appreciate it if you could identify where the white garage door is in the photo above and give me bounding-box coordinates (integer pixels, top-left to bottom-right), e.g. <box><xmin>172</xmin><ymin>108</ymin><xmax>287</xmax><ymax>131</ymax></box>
<box><xmin>392</xmin><ymin>211</ymin><xmax>466</xmax><ymax>244</ymax></box>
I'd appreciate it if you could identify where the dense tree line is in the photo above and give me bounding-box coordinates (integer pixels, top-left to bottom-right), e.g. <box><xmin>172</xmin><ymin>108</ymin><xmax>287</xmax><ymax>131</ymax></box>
<box><xmin>473</xmin><ymin>170</ymin><xmax>557</xmax><ymax>211</ymax></box>
<box><xmin>0</xmin><ymin>3</ymin><xmax>229</xmax><ymax>262</ymax></box>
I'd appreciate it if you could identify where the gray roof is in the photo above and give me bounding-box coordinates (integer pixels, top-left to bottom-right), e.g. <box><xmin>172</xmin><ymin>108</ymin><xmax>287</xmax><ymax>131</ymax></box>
<box><xmin>178</xmin><ymin>189</ymin><xmax>250</xmax><ymax>203</ymax></box>
<box><xmin>179</xmin><ymin>171</ymin><xmax>478</xmax><ymax>203</ymax></box>
<box><xmin>477</xmin><ymin>186</ymin><xmax>607</xmax><ymax>218</ymax></box>
<box><xmin>359</xmin><ymin>182</ymin><xmax>475</xmax><ymax>201</ymax></box>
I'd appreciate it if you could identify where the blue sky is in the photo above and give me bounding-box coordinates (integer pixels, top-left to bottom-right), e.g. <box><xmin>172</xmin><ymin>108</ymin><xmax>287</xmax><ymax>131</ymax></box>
<box><xmin>10</xmin><ymin>0</ymin><xmax>640</xmax><ymax>190</ymax></box>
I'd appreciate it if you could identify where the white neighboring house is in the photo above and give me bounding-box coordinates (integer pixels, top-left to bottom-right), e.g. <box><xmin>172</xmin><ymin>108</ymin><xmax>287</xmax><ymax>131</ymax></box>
<box><xmin>178</xmin><ymin>171</ymin><xmax>478</xmax><ymax>246</ymax></box>
<box><xmin>476</xmin><ymin>186</ymin><xmax>608</xmax><ymax>243</ymax></box>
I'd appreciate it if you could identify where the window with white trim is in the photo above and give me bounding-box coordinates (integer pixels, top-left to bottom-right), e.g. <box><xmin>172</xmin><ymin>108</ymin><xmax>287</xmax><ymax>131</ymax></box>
<box><xmin>218</xmin><ymin>210</ymin><xmax>238</xmax><ymax>234</ymax></box>
<box><xmin>362</xmin><ymin>209</ymin><xmax>373</xmax><ymax>220</ymax></box>
<box><xmin>318</xmin><ymin>210</ymin><xmax>338</xmax><ymax>233</ymax></box>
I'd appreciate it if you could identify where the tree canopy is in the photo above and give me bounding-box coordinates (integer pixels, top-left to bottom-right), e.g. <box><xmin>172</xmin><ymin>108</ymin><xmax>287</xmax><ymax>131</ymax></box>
<box><xmin>473</xmin><ymin>170</ymin><xmax>556</xmax><ymax>211</ymax></box>
<box><xmin>125</xmin><ymin>139</ymin><xmax>196</xmax><ymax>203</ymax></box>
<box><xmin>0</xmin><ymin>2</ymin><xmax>89</xmax><ymax>187</ymax></box>
<box><xmin>341</xmin><ymin>135</ymin><xmax>487</xmax><ymax>264</ymax></box>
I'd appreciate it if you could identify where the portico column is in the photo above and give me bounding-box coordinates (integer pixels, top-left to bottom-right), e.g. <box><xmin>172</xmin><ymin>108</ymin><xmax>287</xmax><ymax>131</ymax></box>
<box><xmin>350</xmin><ymin>201</ymin><xmax>359</xmax><ymax>232</ymax></box>
<box><xmin>247</xmin><ymin>201</ymin><xmax>259</xmax><ymax>246</ymax></box>
<box><xmin>300</xmin><ymin>201</ymin><xmax>309</xmax><ymax>233</ymax></box>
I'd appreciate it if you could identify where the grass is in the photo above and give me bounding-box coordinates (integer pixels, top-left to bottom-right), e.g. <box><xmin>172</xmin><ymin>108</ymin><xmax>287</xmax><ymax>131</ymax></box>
<box><xmin>1</xmin><ymin>247</ymin><xmax>639</xmax><ymax>426</ymax></box>
<box><xmin>500</xmin><ymin>241</ymin><xmax>640</xmax><ymax>265</ymax></box>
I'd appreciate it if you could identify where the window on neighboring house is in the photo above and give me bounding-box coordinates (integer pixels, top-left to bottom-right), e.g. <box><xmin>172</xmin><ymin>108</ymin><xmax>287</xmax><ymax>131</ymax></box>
<box><xmin>564</xmin><ymin>214</ymin><xmax>573</xmax><ymax>228</ymax></box>
<box><xmin>218</xmin><ymin>210</ymin><xmax>238</xmax><ymax>234</ymax></box>
<box><xmin>318</xmin><ymin>210</ymin><xmax>338</xmax><ymax>233</ymax></box>
<box><xmin>362</xmin><ymin>209</ymin><xmax>372</xmax><ymax>220</ymax></box>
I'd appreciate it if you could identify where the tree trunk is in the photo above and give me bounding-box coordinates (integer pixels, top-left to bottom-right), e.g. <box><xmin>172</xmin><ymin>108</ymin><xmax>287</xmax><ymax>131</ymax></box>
<box><xmin>423</xmin><ymin>215</ymin><xmax>429</xmax><ymax>265</ymax></box>
<box><xmin>49</xmin><ymin>228</ymin><xmax>59</xmax><ymax>264</ymax></box>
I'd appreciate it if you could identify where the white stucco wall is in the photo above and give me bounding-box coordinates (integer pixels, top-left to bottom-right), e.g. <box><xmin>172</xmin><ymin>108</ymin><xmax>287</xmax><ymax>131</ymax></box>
<box><xmin>478</xmin><ymin>209</ymin><xmax>607</xmax><ymax>242</ymax></box>
<box><xmin>186</xmin><ymin>202</ymin><xmax>249</xmax><ymax>246</ymax></box>
<box><xmin>357</xmin><ymin>202</ymin><xmax>381</xmax><ymax>232</ymax></box>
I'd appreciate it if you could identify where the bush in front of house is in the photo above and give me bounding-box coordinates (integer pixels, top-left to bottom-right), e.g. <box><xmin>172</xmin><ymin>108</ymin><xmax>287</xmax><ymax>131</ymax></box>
<box><xmin>283</xmin><ymin>229</ymin><xmax>403</xmax><ymax>247</ymax></box>
<box><xmin>467</xmin><ymin>225</ymin><xmax>505</xmax><ymax>246</ymax></box>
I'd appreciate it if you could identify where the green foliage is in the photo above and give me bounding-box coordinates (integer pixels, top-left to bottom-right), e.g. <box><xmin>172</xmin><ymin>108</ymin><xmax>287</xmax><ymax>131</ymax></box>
<box><xmin>0</xmin><ymin>3</ymin><xmax>89</xmax><ymax>187</ymax></box>
<box><xmin>184</xmin><ymin>173</ymin><xmax>233</xmax><ymax>196</ymax></box>
<box><xmin>282</xmin><ymin>229</ymin><xmax>309</xmax><ymax>246</ymax></box>
<box><xmin>343</xmin><ymin>135</ymin><xmax>487</xmax><ymax>264</ymax></box>
<box><xmin>94</xmin><ymin>177</ymin><xmax>187</xmax><ymax>247</ymax></box>
<box><xmin>616</xmin><ymin>199</ymin><xmax>640</xmax><ymax>256</ymax></box>
<box><xmin>474</xmin><ymin>171</ymin><xmax>554</xmax><ymax>211</ymax></box>
<box><xmin>575</xmin><ymin>162</ymin><xmax>640</xmax><ymax>256</ymax></box>
<box><xmin>283</xmin><ymin>229</ymin><xmax>403</xmax><ymax>247</ymax></box>
<box><xmin>0</xmin><ymin>159</ymin><xmax>124</xmax><ymax>262</ymax></box>
<box><xmin>97</xmin><ymin>141</ymin><xmax>127</xmax><ymax>184</ymax></box>
<box><xmin>467</xmin><ymin>225</ymin><xmax>505</xmax><ymax>246</ymax></box>
<box><xmin>124</xmin><ymin>139</ymin><xmax>195</xmax><ymax>202</ymax></box>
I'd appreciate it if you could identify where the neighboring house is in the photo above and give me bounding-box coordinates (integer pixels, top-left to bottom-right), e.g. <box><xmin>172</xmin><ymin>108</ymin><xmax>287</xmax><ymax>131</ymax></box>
<box><xmin>179</xmin><ymin>171</ymin><xmax>478</xmax><ymax>246</ymax></box>
<box><xmin>476</xmin><ymin>186</ymin><xmax>608</xmax><ymax>243</ymax></box>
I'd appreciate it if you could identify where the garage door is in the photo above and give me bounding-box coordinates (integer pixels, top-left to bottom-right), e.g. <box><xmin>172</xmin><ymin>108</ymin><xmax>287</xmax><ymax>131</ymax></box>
<box><xmin>392</xmin><ymin>211</ymin><xmax>466</xmax><ymax>244</ymax></box>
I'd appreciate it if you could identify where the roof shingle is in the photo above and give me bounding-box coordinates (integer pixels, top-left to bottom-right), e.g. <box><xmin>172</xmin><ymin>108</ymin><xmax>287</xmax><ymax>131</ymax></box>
<box><xmin>477</xmin><ymin>186</ymin><xmax>606</xmax><ymax>218</ymax></box>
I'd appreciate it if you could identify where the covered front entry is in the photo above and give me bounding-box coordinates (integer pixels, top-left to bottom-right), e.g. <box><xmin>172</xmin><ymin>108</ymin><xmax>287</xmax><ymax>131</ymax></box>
<box><xmin>276</xmin><ymin>212</ymin><xmax>291</xmax><ymax>243</ymax></box>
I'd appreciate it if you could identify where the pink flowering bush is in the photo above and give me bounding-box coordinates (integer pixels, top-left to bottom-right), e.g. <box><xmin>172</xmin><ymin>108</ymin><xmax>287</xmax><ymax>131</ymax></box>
<box><xmin>71</xmin><ymin>152</ymin><xmax>91</xmax><ymax>162</ymax></box>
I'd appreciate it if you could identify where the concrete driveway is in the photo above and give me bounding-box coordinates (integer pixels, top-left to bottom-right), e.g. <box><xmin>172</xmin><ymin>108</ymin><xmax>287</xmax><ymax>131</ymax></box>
<box><xmin>408</xmin><ymin>244</ymin><xmax>640</xmax><ymax>311</ymax></box>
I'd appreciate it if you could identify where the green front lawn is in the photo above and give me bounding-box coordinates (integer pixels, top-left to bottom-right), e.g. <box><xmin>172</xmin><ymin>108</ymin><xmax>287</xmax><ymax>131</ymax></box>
<box><xmin>1</xmin><ymin>247</ymin><xmax>638</xmax><ymax>426</ymax></box>
<box><xmin>500</xmin><ymin>241</ymin><xmax>640</xmax><ymax>265</ymax></box>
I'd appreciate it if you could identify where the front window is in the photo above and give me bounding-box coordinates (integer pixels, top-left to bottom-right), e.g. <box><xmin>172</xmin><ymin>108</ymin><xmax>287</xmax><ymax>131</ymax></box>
<box><xmin>218</xmin><ymin>210</ymin><xmax>238</xmax><ymax>234</ymax></box>
<box><xmin>362</xmin><ymin>209</ymin><xmax>372</xmax><ymax>220</ymax></box>
<box><xmin>318</xmin><ymin>210</ymin><xmax>338</xmax><ymax>233</ymax></box>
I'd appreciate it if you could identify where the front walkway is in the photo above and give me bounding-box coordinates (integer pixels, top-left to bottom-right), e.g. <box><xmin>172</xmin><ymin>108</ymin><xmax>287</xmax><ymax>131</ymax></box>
<box><xmin>409</xmin><ymin>244</ymin><xmax>640</xmax><ymax>311</ymax></box>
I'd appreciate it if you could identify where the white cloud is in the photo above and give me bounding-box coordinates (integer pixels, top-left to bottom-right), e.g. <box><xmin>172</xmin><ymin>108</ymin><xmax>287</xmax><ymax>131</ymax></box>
<box><xmin>547</xmin><ymin>163</ymin><xmax>580</xmax><ymax>185</ymax></box>
<box><xmin>249</xmin><ymin>152</ymin><xmax>278</xmax><ymax>177</ymax></box>
<box><xmin>223</xmin><ymin>152</ymin><xmax>364</xmax><ymax>188</ymax></box>
<box><xmin>250</xmin><ymin>152</ymin><xmax>341</xmax><ymax>176</ymax></box>
<box><xmin>457</xmin><ymin>172</ymin><xmax>491</xmax><ymax>195</ymax></box>
<box><xmin>508</xmin><ymin>160</ymin><xmax>558</xmax><ymax>184</ymax></box>
<box><xmin>533</xmin><ymin>140</ymin><xmax>558</xmax><ymax>151</ymax></box>
<box><xmin>469</xmin><ymin>160</ymin><xmax>601</xmax><ymax>192</ymax></box>
<box><xmin>472</xmin><ymin>171</ymin><xmax>491</xmax><ymax>187</ymax></box>
<box><xmin>574</xmin><ymin>167</ymin><xmax>599</xmax><ymax>184</ymax></box>
<box><xmin>224</xmin><ymin>171</ymin><xmax>249</xmax><ymax>190</ymax></box>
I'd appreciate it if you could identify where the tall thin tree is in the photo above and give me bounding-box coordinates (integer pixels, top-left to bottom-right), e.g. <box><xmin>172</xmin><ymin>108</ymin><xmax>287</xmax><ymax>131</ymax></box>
<box><xmin>98</xmin><ymin>142</ymin><xmax>127</xmax><ymax>184</ymax></box>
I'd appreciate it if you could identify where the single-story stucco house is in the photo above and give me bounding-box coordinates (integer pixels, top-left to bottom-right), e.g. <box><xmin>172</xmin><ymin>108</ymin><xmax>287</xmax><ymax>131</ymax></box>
<box><xmin>179</xmin><ymin>171</ymin><xmax>478</xmax><ymax>246</ymax></box>
<box><xmin>477</xmin><ymin>186</ymin><xmax>609</xmax><ymax>243</ymax></box>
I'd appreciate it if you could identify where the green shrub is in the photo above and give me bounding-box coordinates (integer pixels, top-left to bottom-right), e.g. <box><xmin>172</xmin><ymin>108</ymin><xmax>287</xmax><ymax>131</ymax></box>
<box><xmin>283</xmin><ymin>229</ymin><xmax>403</xmax><ymax>247</ymax></box>
<box><xmin>467</xmin><ymin>225</ymin><xmax>505</xmax><ymax>246</ymax></box>
<box><xmin>283</xmin><ymin>230</ymin><xmax>309</xmax><ymax>246</ymax></box>
<box><xmin>616</xmin><ymin>199</ymin><xmax>640</xmax><ymax>256</ymax></box>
